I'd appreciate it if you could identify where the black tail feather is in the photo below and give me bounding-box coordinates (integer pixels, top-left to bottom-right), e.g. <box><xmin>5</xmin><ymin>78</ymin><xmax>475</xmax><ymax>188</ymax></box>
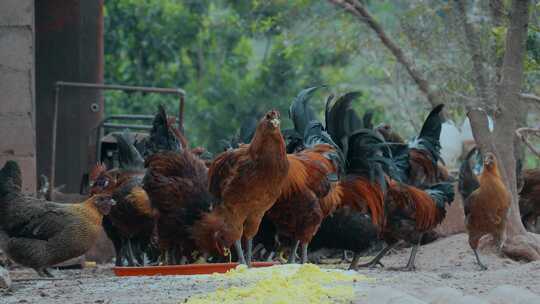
<box><xmin>289</xmin><ymin>86</ymin><xmax>321</xmax><ymax>137</ymax></box>
<box><xmin>325</xmin><ymin>91</ymin><xmax>362</xmax><ymax>149</ymax></box>
<box><xmin>346</xmin><ymin>129</ymin><xmax>399</xmax><ymax>187</ymax></box>
<box><xmin>324</xmin><ymin>91</ymin><xmax>399</xmax><ymax>186</ymax></box>
<box><xmin>362</xmin><ymin>110</ymin><xmax>374</xmax><ymax>130</ymax></box>
<box><xmin>410</xmin><ymin>104</ymin><xmax>445</xmax><ymax>164</ymax></box>
<box><xmin>418</xmin><ymin>104</ymin><xmax>445</xmax><ymax>142</ymax></box>
<box><xmin>145</xmin><ymin>105</ymin><xmax>182</xmax><ymax>155</ymax></box>
<box><xmin>304</xmin><ymin>121</ymin><xmax>345</xmax><ymax>180</ymax></box>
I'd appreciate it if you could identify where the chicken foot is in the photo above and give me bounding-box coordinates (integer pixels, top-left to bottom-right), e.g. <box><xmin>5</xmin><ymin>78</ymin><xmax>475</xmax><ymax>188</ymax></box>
<box><xmin>36</xmin><ymin>268</ymin><xmax>54</xmax><ymax>278</ymax></box>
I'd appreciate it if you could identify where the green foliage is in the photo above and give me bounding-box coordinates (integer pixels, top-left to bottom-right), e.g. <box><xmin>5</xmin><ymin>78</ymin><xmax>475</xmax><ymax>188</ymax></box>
<box><xmin>104</xmin><ymin>0</ymin><xmax>363</xmax><ymax>151</ymax></box>
<box><xmin>104</xmin><ymin>0</ymin><xmax>539</xmax><ymax>159</ymax></box>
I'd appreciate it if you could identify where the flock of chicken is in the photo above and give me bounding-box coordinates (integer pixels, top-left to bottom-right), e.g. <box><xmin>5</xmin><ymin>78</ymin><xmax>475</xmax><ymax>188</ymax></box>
<box><xmin>0</xmin><ymin>87</ymin><xmax>536</xmax><ymax>278</ymax></box>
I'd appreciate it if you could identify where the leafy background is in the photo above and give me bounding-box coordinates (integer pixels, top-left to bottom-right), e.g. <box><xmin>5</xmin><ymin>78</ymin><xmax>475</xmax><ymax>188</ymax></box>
<box><xmin>104</xmin><ymin>0</ymin><xmax>539</xmax><ymax>159</ymax></box>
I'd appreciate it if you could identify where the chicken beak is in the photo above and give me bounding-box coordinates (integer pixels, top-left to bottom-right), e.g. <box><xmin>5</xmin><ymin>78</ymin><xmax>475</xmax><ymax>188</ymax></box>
<box><xmin>270</xmin><ymin>118</ymin><xmax>280</xmax><ymax>128</ymax></box>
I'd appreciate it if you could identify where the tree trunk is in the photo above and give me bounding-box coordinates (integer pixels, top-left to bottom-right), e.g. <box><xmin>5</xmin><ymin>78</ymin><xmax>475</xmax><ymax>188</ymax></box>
<box><xmin>461</xmin><ymin>0</ymin><xmax>539</xmax><ymax>261</ymax></box>
<box><xmin>491</xmin><ymin>0</ymin><xmax>540</xmax><ymax>261</ymax></box>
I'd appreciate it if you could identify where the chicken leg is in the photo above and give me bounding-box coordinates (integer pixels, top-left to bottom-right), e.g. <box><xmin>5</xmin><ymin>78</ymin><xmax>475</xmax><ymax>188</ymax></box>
<box><xmin>246</xmin><ymin>238</ymin><xmax>253</xmax><ymax>266</ymax></box>
<box><xmin>235</xmin><ymin>240</ymin><xmax>247</xmax><ymax>265</ymax></box>
<box><xmin>300</xmin><ymin>243</ymin><xmax>309</xmax><ymax>264</ymax></box>
<box><xmin>133</xmin><ymin>241</ymin><xmax>145</xmax><ymax>266</ymax></box>
<box><xmin>126</xmin><ymin>239</ymin><xmax>139</xmax><ymax>266</ymax></box>
<box><xmin>473</xmin><ymin>249</ymin><xmax>488</xmax><ymax>270</ymax></box>
<box><xmin>288</xmin><ymin>240</ymin><xmax>300</xmax><ymax>264</ymax></box>
<box><xmin>469</xmin><ymin>236</ymin><xmax>488</xmax><ymax>270</ymax></box>
<box><xmin>349</xmin><ymin>253</ymin><xmax>360</xmax><ymax>270</ymax></box>
<box><xmin>123</xmin><ymin>240</ymin><xmax>135</xmax><ymax>266</ymax></box>
<box><xmin>401</xmin><ymin>234</ymin><xmax>423</xmax><ymax>271</ymax></box>
<box><xmin>342</xmin><ymin>250</ymin><xmax>351</xmax><ymax>263</ymax></box>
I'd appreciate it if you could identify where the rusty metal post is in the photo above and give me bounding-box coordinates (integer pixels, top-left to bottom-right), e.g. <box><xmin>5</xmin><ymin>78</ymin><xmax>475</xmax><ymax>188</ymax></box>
<box><xmin>48</xmin><ymin>85</ymin><xmax>60</xmax><ymax>200</ymax></box>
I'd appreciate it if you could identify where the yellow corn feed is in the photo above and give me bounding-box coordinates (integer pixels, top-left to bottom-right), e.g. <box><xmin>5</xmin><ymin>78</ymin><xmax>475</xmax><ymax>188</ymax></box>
<box><xmin>185</xmin><ymin>264</ymin><xmax>371</xmax><ymax>304</ymax></box>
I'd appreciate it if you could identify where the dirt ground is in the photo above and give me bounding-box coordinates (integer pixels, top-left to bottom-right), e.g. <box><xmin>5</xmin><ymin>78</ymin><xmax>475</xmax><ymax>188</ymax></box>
<box><xmin>2</xmin><ymin>233</ymin><xmax>540</xmax><ymax>304</ymax></box>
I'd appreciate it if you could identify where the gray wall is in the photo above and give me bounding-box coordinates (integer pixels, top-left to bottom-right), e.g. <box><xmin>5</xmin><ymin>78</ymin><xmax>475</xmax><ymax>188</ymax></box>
<box><xmin>0</xmin><ymin>0</ymin><xmax>36</xmax><ymax>193</ymax></box>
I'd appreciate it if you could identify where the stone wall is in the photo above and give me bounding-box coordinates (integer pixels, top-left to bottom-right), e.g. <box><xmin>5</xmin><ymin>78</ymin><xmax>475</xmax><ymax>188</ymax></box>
<box><xmin>0</xmin><ymin>0</ymin><xmax>36</xmax><ymax>193</ymax></box>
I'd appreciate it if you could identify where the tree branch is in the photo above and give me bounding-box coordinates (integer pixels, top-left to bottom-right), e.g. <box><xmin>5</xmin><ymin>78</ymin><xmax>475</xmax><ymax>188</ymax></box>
<box><xmin>520</xmin><ymin>93</ymin><xmax>540</xmax><ymax>103</ymax></box>
<box><xmin>328</xmin><ymin>0</ymin><xmax>438</xmax><ymax>107</ymax></box>
<box><xmin>516</xmin><ymin>127</ymin><xmax>540</xmax><ymax>158</ymax></box>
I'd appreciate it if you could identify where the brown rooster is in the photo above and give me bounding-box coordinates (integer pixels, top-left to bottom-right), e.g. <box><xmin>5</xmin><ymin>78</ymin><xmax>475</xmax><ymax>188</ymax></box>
<box><xmin>0</xmin><ymin>161</ymin><xmax>115</xmax><ymax>277</ymax></box>
<box><xmin>193</xmin><ymin>110</ymin><xmax>289</xmax><ymax>265</ymax></box>
<box><xmin>459</xmin><ymin>149</ymin><xmax>510</xmax><ymax>270</ymax></box>
<box><xmin>363</xmin><ymin>181</ymin><xmax>454</xmax><ymax>270</ymax></box>
<box><xmin>264</xmin><ymin>88</ymin><xmax>342</xmax><ymax>264</ymax></box>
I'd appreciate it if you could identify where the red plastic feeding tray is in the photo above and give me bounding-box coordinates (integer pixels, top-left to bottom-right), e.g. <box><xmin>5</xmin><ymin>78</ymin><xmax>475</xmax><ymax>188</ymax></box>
<box><xmin>113</xmin><ymin>262</ymin><xmax>277</xmax><ymax>277</ymax></box>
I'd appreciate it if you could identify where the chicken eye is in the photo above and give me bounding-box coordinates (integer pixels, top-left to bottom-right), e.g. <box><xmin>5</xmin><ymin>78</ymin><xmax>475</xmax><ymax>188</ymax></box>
<box><xmin>95</xmin><ymin>178</ymin><xmax>109</xmax><ymax>188</ymax></box>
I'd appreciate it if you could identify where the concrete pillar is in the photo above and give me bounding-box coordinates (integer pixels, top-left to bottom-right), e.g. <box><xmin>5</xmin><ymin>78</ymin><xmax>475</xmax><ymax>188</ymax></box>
<box><xmin>0</xmin><ymin>0</ymin><xmax>36</xmax><ymax>193</ymax></box>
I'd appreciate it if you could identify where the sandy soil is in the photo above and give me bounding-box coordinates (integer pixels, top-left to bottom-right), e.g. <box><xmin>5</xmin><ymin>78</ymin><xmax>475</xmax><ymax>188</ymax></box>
<box><xmin>2</xmin><ymin>233</ymin><xmax>540</xmax><ymax>304</ymax></box>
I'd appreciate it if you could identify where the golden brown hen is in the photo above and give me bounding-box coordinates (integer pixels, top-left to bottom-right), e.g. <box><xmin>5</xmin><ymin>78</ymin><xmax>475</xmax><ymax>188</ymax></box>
<box><xmin>193</xmin><ymin>110</ymin><xmax>289</xmax><ymax>265</ymax></box>
<box><xmin>459</xmin><ymin>149</ymin><xmax>510</xmax><ymax>270</ymax></box>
